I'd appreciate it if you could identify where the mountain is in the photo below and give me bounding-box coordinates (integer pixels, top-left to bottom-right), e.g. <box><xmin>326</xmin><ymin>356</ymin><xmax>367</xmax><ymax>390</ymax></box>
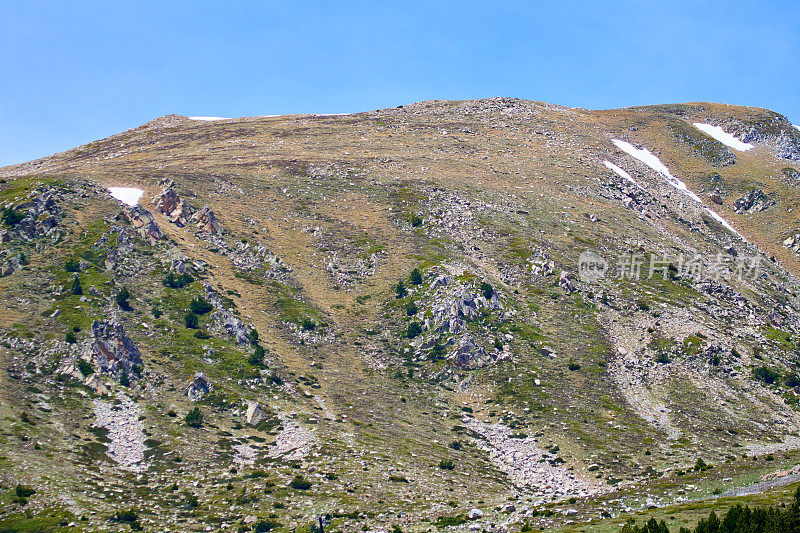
<box><xmin>1</xmin><ymin>98</ymin><xmax>800</xmax><ymax>532</ymax></box>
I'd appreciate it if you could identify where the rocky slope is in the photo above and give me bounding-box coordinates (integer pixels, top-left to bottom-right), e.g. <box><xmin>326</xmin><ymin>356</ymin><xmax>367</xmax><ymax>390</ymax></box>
<box><xmin>1</xmin><ymin>98</ymin><xmax>800</xmax><ymax>532</ymax></box>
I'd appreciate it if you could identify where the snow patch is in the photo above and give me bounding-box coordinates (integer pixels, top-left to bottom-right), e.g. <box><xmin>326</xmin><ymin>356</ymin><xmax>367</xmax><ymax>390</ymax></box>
<box><xmin>612</xmin><ymin>139</ymin><xmax>702</xmax><ymax>202</ymax></box>
<box><xmin>611</xmin><ymin>139</ymin><xmax>745</xmax><ymax>240</ymax></box>
<box><xmin>603</xmin><ymin>160</ymin><xmax>644</xmax><ymax>189</ymax></box>
<box><xmin>108</xmin><ymin>187</ymin><xmax>143</xmax><ymax>207</ymax></box>
<box><xmin>188</xmin><ymin>116</ymin><xmax>229</xmax><ymax>121</ymax></box>
<box><xmin>692</xmin><ymin>123</ymin><xmax>753</xmax><ymax>151</ymax></box>
<box><xmin>794</xmin><ymin>125</ymin><xmax>800</xmax><ymax>131</ymax></box>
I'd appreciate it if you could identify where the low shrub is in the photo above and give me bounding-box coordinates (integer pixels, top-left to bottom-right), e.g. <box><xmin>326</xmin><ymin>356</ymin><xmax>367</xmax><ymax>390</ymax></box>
<box><xmin>185</xmin><ymin>407</ymin><xmax>203</xmax><ymax>427</ymax></box>
<box><xmin>289</xmin><ymin>476</ymin><xmax>311</xmax><ymax>490</ymax></box>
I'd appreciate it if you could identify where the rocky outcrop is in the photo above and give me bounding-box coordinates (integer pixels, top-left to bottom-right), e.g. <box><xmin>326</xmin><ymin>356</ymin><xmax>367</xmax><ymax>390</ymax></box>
<box><xmin>187</xmin><ymin>373</ymin><xmax>210</xmax><ymax>401</ymax></box>
<box><xmin>190</xmin><ymin>205</ymin><xmax>222</xmax><ymax>235</ymax></box>
<box><xmin>431</xmin><ymin>286</ymin><xmax>501</xmax><ymax>335</ymax></box>
<box><xmin>733</xmin><ymin>189</ymin><xmax>774</xmax><ymax>213</ymax></box>
<box><xmin>152</xmin><ymin>179</ymin><xmax>193</xmax><ymax>226</ymax></box>
<box><xmin>82</xmin><ymin>320</ymin><xmax>142</xmax><ymax>377</ymax></box>
<box><xmin>201</xmin><ymin>282</ymin><xmax>256</xmax><ymax>345</ymax></box>
<box><xmin>452</xmin><ymin>335</ymin><xmax>490</xmax><ymax>370</ymax></box>
<box><xmin>125</xmin><ymin>205</ymin><xmax>162</xmax><ymax>243</ymax></box>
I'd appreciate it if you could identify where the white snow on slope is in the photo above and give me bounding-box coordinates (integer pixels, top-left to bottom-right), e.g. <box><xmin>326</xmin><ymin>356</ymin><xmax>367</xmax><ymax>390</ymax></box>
<box><xmin>108</xmin><ymin>187</ymin><xmax>143</xmax><ymax>207</ymax></box>
<box><xmin>603</xmin><ymin>161</ymin><xmax>644</xmax><ymax>189</ymax></box>
<box><xmin>611</xmin><ymin>139</ymin><xmax>745</xmax><ymax>240</ymax></box>
<box><xmin>611</xmin><ymin>140</ymin><xmax>702</xmax><ymax>203</ymax></box>
<box><xmin>794</xmin><ymin>125</ymin><xmax>800</xmax><ymax>131</ymax></box>
<box><xmin>703</xmin><ymin>208</ymin><xmax>740</xmax><ymax>235</ymax></box>
<box><xmin>692</xmin><ymin>123</ymin><xmax>753</xmax><ymax>151</ymax></box>
<box><xmin>188</xmin><ymin>116</ymin><xmax>229</xmax><ymax>121</ymax></box>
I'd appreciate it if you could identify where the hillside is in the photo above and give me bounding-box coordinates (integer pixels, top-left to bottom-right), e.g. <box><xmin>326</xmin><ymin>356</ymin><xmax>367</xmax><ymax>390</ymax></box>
<box><xmin>1</xmin><ymin>98</ymin><xmax>800</xmax><ymax>532</ymax></box>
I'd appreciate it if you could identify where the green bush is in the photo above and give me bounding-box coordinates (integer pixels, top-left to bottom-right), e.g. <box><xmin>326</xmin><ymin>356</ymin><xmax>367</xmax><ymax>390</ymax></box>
<box><xmin>15</xmin><ymin>484</ymin><xmax>35</xmax><ymax>498</ymax></box>
<box><xmin>300</xmin><ymin>318</ymin><xmax>316</xmax><ymax>331</ymax></box>
<box><xmin>754</xmin><ymin>366</ymin><xmax>780</xmax><ymax>384</ymax></box>
<box><xmin>1</xmin><ymin>207</ymin><xmax>24</xmax><ymax>226</ymax></box>
<box><xmin>190</xmin><ymin>297</ymin><xmax>213</xmax><ymax>315</ymax></box>
<box><xmin>185</xmin><ymin>312</ymin><xmax>199</xmax><ymax>329</ymax></box>
<box><xmin>64</xmin><ymin>258</ymin><xmax>80</xmax><ymax>272</ymax></box>
<box><xmin>289</xmin><ymin>475</ymin><xmax>311</xmax><ymax>490</ymax></box>
<box><xmin>480</xmin><ymin>282</ymin><xmax>494</xmax><ymax>299</ymax></box>
<box><xmin>185</xmin><ymin>407</ymin><xmax>203</xmax><ymax>427</ymax></box>
<box><xmin>248</xmin><ymin>346</ymin><xmax>265</xmax><ymax>366</ymax></box>
<box><xmin>406</xmin><ymin>322</ymin><xmax>422</xmax><ymax>339</ymax></box>
<box><xmin>65</xmin><ymin>331</ymin><xmax>77</xmax><ymax>344</ymax></box>
<box><xmin>116</xmin><ymin>286</ymin><xmax>131</xmax><ymax>310</ymax></box>
<box><xmin>395</xmin><ymin>281</ymin><xmax>408</xmax><ymax>298</ymax></box>
<box><xmin>162</xmin><ymin>272</ymin><xmax>193</xmax><ymax>289</ymax></box>
<box><xmin>78</xmin><ymin>359</ymin><xmax>94</xmax><ymax>376</ymax></box>
<box><xmin>71</xmin><ymin>276</ymin><xmax>83</xmax><ymax>295</ymax></box>
<box><xmin>120</xmin><ymin>370</ymin><xmax>130</xmax><ymax>387</ymax></box>
<box><xmin>410</xmin><ymin>214</ymin><xmax>422</xmax><ymax>227</ymax></box>
<box><xmin>439</xmin><ymin>459</ymin><xmax>455</xmax><ymax>470</ymax></box>
<box><xmin>193</xmin><ymin>330</ymin><xmax>210</xmax><ymax>339</ymax></box>
<box><xmin>430</xmin><ymin>341</ymin><xmax>445</xmax><ymax>361</ymax></box>
<box><xmin>405</xmin><ymin>301</ymin><xmax>418</xmax><ymax>316</ymax></box>
<box><xmin>409</xmin><ymin>268</ymin><xmax>423</xmax><ymax>285</ymax></box>
<box><xmin>568</xmin><ymin>362</ymin><xmax>581</xmax><ymax>371</ymax></box>
<box><xmin>111</xmin><ymin>509</ymin><xmax>138</xmax><ymax>523</ymax></box>
<box><xmin>255</xmin><ymin>520</ymin><xmax>282</xmax><ymax>532</ymax></box>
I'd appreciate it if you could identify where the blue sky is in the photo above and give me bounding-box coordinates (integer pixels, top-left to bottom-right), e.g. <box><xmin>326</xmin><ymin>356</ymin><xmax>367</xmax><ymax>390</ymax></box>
<box><xmin>1</xmin><ymin>0</ymin><xmax>798</xmax><ymax>166</ymax></box>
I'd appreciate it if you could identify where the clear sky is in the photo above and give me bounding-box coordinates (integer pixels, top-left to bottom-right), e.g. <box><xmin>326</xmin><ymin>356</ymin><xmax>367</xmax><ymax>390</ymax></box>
<box><xmin>1</xmin><ymin>0</ymin><xmax>798</xmax><ymax>166</ymax></box>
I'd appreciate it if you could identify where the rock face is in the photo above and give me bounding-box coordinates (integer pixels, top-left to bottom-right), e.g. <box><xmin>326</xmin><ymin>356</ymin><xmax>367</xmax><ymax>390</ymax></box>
<box><xmin>190</xmin><ymin>205</ymin><xmax>222</xmax><ymax>235</ymax></box>
<box><xmin>125</xmin><ymin>205</ymin><xmax>162</xmax><ymax>243</ymax></box>
<box><xmin>734</xmin><ymin>189</ymin><xmax>774</xmax><ymax>213</ymax></box>
<box><xmin>187</xmin><ymin>373</ymin><xmax>210</xmax><ymax>401</ymax></box>
<box><xmin>152</xmin><ymin>179</ymin><xmax>193</xmax><ymax>226</ymax></box>
<box><xmin>82</xmin><ymin>320</ymin><xmax>143</xmax><ymax>377</ymax></box>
